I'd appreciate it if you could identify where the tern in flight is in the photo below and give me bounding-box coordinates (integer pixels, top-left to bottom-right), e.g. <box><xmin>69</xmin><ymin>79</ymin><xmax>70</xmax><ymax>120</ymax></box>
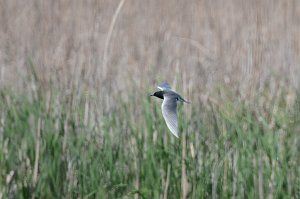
<box><xmin>150</xmin><ymin>82</ymin><xmax>189</xmax><ymax>138</ymax></box>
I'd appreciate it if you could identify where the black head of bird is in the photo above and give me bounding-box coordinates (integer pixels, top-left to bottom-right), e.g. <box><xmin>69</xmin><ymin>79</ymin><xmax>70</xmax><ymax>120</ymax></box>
<box><xmin>150</xmin><ymin>91</ymin><xmax>164</xmax><ymax>99</ymax></box>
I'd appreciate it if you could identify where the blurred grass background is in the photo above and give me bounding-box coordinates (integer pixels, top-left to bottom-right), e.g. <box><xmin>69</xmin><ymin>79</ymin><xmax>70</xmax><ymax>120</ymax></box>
<box><xmin>0</xmin><ymin>0</ymin><xmax>300</xmax><ymax>198</ymax></box>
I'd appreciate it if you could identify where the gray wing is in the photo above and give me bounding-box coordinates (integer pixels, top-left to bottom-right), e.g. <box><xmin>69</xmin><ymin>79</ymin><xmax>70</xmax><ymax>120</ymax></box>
<box><xmin>161</xmin><ymin>95</ymin><xmax>178</xmax><ymax>137</ymax></box>
<box><xmin>157</xmin><ymin>82</ymin><xmax>172</xmax><ymax>91</ymax></box>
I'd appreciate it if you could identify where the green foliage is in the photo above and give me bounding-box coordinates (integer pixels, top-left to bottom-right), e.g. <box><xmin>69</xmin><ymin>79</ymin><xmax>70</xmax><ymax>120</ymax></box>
<box><xmin>0</xmin><ymin>89</ymin><xmax>299</xmax><ymax>199</ymax></box>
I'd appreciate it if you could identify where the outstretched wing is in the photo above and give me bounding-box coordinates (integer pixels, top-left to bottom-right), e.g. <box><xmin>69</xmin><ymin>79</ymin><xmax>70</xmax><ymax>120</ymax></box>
<box><xmin>157</xmin><ymin>82</ymin><xmax>172</xmax><ymax>91</ymax></box>
<box><xmin>161</xmin><ymin>95</ymin><xmax>178</xmax><ymax>137</ymax></box>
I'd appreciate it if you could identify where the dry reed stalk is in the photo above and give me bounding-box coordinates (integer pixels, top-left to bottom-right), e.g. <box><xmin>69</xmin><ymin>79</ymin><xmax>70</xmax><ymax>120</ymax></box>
<box><xmin>212</xmin><ymin>157</ymin><xmax>218</xmax><ymax>199</ymax></box>
<box><xmin>134</xmin><ymin>161</ymin><xmax>139</xmax><ymax>199</ymax></box>
<box><xmin>181</xmin><ymin>132</ymin><xmax>188</xmax><ymax>199</ymax></box>
<box><xmin>32</xmin><ymin>118</ymin><xmax>41</xmax><ymax>187</ymax></box>
<box><xmin>63</xmin><ymin>114</ymin><xmax>69</xmax><ymax>155</ymax></box>
<box><xmin>222</xmin><ymin>120</ymin><xmax>228</xmax><ymax>195</ymax></box>
<box><xmin>163</xmin><ymin>164</ymin><xmax>171</xmax><ymax>199</ymax></box>
<box><xmin>258</xmin><ymin>150</ymin><xmax>264</xmax><ymax>199</ymax></box>
<box><xmin>232</xmin><ymin>151</ymin><xmax>238</xmax><ymax>199</ymax></box>
<box><xmin>267</xmin><ymin>159</ymin><xmax>276</xmax><ymax>199</ymax></box>
<box><xmin>102</xmin><ymin>0</ymin><xmax>125</xmax><ymax>77</ymax></box>
<box><xmin>132</xmin><ymin>137</ymin><xmax>139</xmax><ymax>199</ymax></box>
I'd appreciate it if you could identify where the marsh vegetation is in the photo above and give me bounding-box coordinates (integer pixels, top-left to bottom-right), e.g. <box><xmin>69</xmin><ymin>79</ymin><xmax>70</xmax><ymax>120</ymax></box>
<box><xmin>0</xmin><ymin>0</ymin><xmax>300</xmax><ymax>198</ymax></box>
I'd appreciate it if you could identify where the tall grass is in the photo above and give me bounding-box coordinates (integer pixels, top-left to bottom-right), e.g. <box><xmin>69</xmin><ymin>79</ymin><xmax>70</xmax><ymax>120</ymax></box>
<box><xmin>0</xmin><ymin>85</ymin><xmax>299</xmax><ymax>198</ymax></box>
<box><xmin>0</xmin><ymin>0</ymin><xmax>300</xmax><ymax>198</ymax></box>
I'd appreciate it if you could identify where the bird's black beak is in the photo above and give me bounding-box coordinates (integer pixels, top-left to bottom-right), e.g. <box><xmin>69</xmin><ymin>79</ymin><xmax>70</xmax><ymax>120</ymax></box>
<box><xmin>149</xmin><ymin>94</ymin><xmax>154</xmax><ymax>97</ymax></box>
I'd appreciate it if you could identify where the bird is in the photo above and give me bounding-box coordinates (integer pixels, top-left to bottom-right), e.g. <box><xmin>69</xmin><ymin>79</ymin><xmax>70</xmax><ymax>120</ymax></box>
<box><xmin>150</xmin><ymin>82</ymin><xmax>190</xmax><ymax>138</ymax></box>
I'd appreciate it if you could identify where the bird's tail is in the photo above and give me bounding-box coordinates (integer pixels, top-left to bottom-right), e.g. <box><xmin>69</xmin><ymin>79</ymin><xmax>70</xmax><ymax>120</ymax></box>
<box><xmin>183</xmin><ymin>99</ymin><xmax>191</xmax><ymax>104</ymax></box>
<box><xmin>178</xmin><ymin>96</ymin><xmax>190</xmax><ymax>104</ymax></box>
